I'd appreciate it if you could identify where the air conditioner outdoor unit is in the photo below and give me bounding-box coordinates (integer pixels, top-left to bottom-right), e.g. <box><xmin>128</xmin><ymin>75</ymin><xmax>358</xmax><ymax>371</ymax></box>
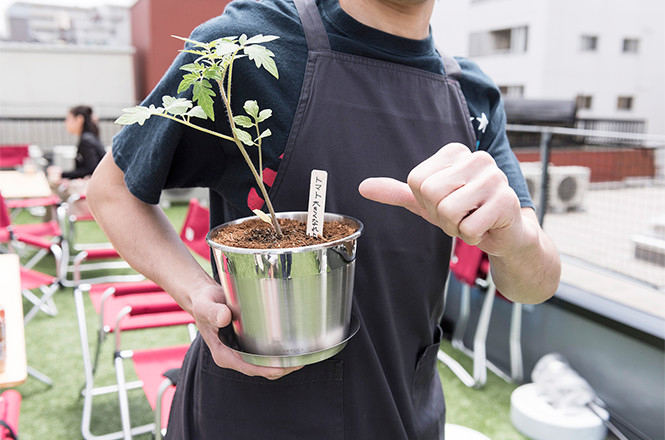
<box><xmin>547</xmin><ymin>166</ymin><xmax>591</xmax><ymax>213</ymax></box>
<box><xmin>519</xmin><ymin>162</ymin><xmax>542</xmax><ymax>210</ymax></box>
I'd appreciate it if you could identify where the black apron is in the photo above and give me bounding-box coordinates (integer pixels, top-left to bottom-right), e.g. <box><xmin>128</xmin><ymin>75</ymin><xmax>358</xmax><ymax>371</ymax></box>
<box><xmin>167</xmin><ymin>1</ymin><xmax>476</xmax><ymax>438</ymax></box>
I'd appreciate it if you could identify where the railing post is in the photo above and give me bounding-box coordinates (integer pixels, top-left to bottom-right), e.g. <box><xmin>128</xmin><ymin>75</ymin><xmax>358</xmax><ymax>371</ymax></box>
<box><xmin>538</xmin><ymin>130</ymin><xmax>552</xmax><ymax>226</ymax></box>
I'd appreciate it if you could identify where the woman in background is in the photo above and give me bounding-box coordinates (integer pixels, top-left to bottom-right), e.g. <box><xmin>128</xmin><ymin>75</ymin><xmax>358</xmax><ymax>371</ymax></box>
<box><xmin>60</xmin><ymin>105</ymin><xmax>106</xmax><ymax>180</ymax></box>
<box><xmin>47</xmin><ymin>105</ymin><xmax>107</xmax><ymax>214</ymax></box>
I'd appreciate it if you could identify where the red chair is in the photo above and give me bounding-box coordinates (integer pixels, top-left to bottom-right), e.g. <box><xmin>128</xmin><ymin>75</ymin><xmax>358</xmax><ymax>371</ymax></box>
<box><xmin>1</xmin><ymin>192</ymin><xmax>62</xmax><ymax>270</ymax></box>
<box><xmin>0</xmin><ymin>145</ymin><xmax>29</xmax><ymax>169</ymax></box>
<box><xmin>438</xmin><ymin>238</ymin><xmax>524</xmax><ymax>388</ymax></box>
<box><xmin>178</xmin><ymin>198</ymin><xmax>211</xmax><ymax>261</ymax></box>
<box><xmin>74</xmin><ymin>284</ymin><xmax>195</xmax><ymax>440</ymax></box>
<box><xmin>0</xmin><ymin>390</ymin><xmax>21</xmax><ymax>440</ymax></box>
<box><xmin>73</xmin><ymin>199</ymin><xmax>208</xmax><ymax>440</ymax></box>
<box><xmin>1</xmin><ymin>192</ymin><xmax>64</xmax><ymax>325</ymax></box>
<box><xmin>123</xmin><ymin>345</ymin><xmax>189</xmax><ymax>440</ymax></box>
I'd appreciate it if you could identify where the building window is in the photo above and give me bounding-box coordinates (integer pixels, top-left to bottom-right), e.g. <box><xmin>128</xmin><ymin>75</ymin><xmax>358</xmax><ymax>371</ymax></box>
<box><xmin>499</xmin><ymin>85</ymin><xmax>525</xmax><ymax>98</ymax></box>
<box><xmin>622</xmin><ymin>38</ymin><xmax>639</xmax><ymax>53</ymax></box>
<box><xmin>581</xmin><ymin>35</ymin><xmax>598</xmax><ymax>51</ymax></box>
<box><xmin>617</xmin><ymin>96</ymin><xmax>633</xmax><ymax>110</ymax></box>
<box><xmin>576</xmin><ymin>95</ymin><xmax>593</xmax><ymax>110</ymax></box>
<box><xmin>469</xmin><ymin>26</ymin><xmax>528</xmax><ymax>56</ymax></box>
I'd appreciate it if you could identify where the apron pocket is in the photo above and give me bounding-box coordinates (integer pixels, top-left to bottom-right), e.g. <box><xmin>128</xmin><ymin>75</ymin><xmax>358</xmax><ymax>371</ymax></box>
<box><xmin>198</xmin><ymin>344</ymin><xmax>344</xmax><ymax>440</ymax></box>
<box><xmin>411</xmin><ymin>326</ymin><xmax>445</xmax><ymax>439</ymax></box>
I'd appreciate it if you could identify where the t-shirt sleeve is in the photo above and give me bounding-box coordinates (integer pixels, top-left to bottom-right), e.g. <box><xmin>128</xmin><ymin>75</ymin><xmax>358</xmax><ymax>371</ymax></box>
<box><xmin>456</xmin><ymin>57</ymin><xmax>534</xmax><ymax>211</ymax></box>
<box><xmin>111</xmin><ymin>23</ymin><xmax>231</xmax><ymax>205</ymax></box>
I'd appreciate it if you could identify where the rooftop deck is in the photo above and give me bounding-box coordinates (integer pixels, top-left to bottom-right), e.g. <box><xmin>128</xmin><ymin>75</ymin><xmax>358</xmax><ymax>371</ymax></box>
<box><xmin>544</xmin><ymin>183</ymin><xmax>665</xmax><ymax>320</ymax></box>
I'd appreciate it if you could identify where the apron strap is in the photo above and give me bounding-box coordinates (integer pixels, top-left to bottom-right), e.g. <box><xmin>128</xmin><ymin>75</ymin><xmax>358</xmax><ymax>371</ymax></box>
<box><xmin>441</xmin><ymin>54</ymin><xmax>462</xmax><ymax>80</ymax></box>
<box><xmin>294</xmin><ymin>0</ymin><xmax>331</xmax><ymax>52</ymax></box>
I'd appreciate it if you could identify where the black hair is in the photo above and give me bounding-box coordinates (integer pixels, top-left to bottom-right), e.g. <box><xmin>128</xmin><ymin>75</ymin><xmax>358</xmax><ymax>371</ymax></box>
<box><xmin>69</xmin><ymin>105</ymin><xmax>99</xmax><ymax>137</ymax></box>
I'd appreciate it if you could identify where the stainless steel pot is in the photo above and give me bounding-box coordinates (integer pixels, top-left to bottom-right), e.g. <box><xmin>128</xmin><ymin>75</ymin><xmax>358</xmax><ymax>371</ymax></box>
<box><xmin>207</xmin><ymin>212</ymin><xmax>363</xmax><ymax>367</ymax></box>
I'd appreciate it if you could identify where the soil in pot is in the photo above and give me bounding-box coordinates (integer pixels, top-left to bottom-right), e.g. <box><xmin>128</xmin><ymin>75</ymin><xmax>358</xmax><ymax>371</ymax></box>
<box><xmin>210</xmin><ymin>218</ymin><xmax>358</xmax><ymax>249</ymax></box>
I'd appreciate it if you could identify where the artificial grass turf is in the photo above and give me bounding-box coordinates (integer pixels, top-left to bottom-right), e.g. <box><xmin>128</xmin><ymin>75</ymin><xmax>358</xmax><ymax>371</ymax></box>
<box><xmin>11</xmin><ymin>203</ymin><xmax>527</xmax><ymax>439</ymax></box>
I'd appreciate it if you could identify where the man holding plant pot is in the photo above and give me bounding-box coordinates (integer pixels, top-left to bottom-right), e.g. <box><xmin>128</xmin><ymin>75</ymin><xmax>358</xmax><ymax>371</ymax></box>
<box><xmin>88</xmin><ymin>0</ymin><xmax>560</xmax><ymax>438</ymax></box>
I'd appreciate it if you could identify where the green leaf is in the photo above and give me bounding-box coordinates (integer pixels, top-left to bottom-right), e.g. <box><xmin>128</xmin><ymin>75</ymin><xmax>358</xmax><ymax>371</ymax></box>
<box><xmin>233</xmin><ymin>115</ymin><xmax>253</xmax><ymax>128</ymax></box>
<box><xmin>192</xmin><ymin>79</ymin><xmax>216</xmax><ymax>120</ymax></box>
<box><xmin>243</xmin><ymin>45</ymin><xmax>279</xmax><ymax>79</ymax></box>
<box><xmin>233</xmin><ymin>128</ymin><xmax>253</xmax><ymax>146</ymax></box>
<box><xmin>115</xmin><ymin>106</ymin><xmax>155</xmax><ymax>126</ymax></box>
<box><xmin>186</xmin><ymin>106</ymin><xmax>208</xmax><ymax>119</ymax></box>
<box><xmin>256</xmin><ymin>109</ymin><xmax>272</xmax><ymax>123</ymax></box>
<box><xmin>202</xmin><ymin>65</ymin><xmax>224</xmax><ymax>82</ymax></box>
<box><xmin>179</xmin><ymin>63</ymin><xmax>203</xmax><ymax>73</ymax></box>
<box><xmin>162</xmin><ymin>96</ymin><xmax>192</xmax><ymax>115</ymax></box>
<box><xmin>216</xmin><ymin>40</ymin><xmax>240</xmax><ymax>57</ymax></box>
<box><xmin>243</xmin><ymin>100</ymin><xmax>259</xmax><ymax>118</ymax></box>
<box><xmin>252</xmin><ymin>209</ymin><xmax>272</xmax><ymax>224</ymax></box>
<box><xmin>178</xmin><ymin>49</ymin><xmax>208</xmax><ymax>57</ymax></box>
<box><xmin>257</xmin><ymin>129</ymin><xmax>272</xmax><ymax>140</ymax></box>
<box><xmin>239</xmin><ymin>34</ymin><xmax>248</xmax><ymax>45</ymax></box>
<box><xmin>245</xmin><ymin>34</ymin><xmax>279</xmax><ymax>45</ymax></box>
<box><xmin>177</xmin><ymin>72</ymin><xmax>199</xmax><ymax>94</ymax></box>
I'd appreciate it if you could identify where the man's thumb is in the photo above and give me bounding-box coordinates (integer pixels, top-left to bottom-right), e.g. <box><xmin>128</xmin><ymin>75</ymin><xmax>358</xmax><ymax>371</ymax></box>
<box><xmin>358</xmin><ymin>177</ymin><xmax>420</xmax><ymax>215</ymax></box>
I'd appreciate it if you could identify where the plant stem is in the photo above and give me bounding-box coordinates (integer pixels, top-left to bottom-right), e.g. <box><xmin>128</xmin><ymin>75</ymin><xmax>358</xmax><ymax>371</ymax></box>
<box><xmin>156</xmin><ymin>111</ymin><xmax>282</xmax><ymax>236</ymax></box>
<box><xmin>217</xmin><ymin>80</ymin><xmax>283</xmax><ymax>237</ymax></box>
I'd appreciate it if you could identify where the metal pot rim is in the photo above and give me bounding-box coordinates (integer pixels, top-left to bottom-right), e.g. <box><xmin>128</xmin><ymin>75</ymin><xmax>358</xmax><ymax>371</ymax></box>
<box><xmin>206</xmin><ymin>211</ymin><xmax>364</xmax><ymax>255</ymax></box>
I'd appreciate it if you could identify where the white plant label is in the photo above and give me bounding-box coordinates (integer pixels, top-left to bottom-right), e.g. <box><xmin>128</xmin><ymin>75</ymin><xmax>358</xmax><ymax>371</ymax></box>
<box><xmin>306</xmin><ymin>169</ymin><xmax>328</xmax><ymax>237</ymax></box>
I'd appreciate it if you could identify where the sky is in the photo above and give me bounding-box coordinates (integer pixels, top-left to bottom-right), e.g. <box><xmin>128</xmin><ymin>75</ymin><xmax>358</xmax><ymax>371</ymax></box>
<box><xmin>0</xmin><ymin>0</ymin><xmax>137</xmax><ymax>36</ymax></box>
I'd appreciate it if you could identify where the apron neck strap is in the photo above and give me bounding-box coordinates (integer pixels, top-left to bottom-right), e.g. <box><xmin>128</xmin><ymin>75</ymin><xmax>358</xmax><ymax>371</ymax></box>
<box><xmin>441</xmin><ymin>54</ymin><xmax>462</xmax><ymax>80</ymax></box>
<box><xmin>295</xmin><ymin>0</ymin><xmax>463</xmax><ymax>81</ymax></box>
<box><xmin>295</xmin><ymin>0</ymin><xmax>331</xmax><ymax>52</ymax></box>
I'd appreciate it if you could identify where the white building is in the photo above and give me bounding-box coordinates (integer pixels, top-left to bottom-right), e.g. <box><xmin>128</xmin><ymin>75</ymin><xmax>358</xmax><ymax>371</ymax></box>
<box><xmin>6</xmin><ymin>2</ymin><xmax>131</xmax><ymax>46</ymax></box>
<box><xmin>431</xmin><ymin>0</ymin><xmax>665</xmax><ymax>136</ymax></box>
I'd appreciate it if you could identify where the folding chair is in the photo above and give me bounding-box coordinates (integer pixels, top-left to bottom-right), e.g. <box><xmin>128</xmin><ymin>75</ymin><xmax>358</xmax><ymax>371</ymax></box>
<box><xmin>438</xmin><ymin>238</ymin><xmax>523</xmax><ymax>388</ymax></box>
<box><xmin>178</xmin><ymin>198</ymin><xmax>211</xmax><ymax>261</ymax></box>
<box><xmin>74</xmin><ymin>284</ymin><xmax>195</xmax><ymax>440</ymax></box>
<box><xmin>0</xmin><ymin>192</ymin><xmax>63</xmax><ymax>269</ymax></box>
<box><xmin>0</xmin><ymin>389</ymin><xmax>21</xmax><ymax>440</ymax></box>
<box><xmin>20</xmin><ymin>245</ymin><xmax>62</xmax><ymax>324</ymax></box>
<box><xmin>57</xmin><ymin>195</ymin><xmax>144</xmax><ymax>287</ymax></box>
<box><xmin>5</xmin><ymin>194</ymin><xmax>61</xmax><ymax>221</ymax></box>
<box><xmin>116</xmin><ymin>338</ymin><xmax>190</xmax><ymax>440</ymax></box>
<box><xmin>0</xmin><ymin>145</ymin><xmax>29</xmax><ymax>169</ymax></box>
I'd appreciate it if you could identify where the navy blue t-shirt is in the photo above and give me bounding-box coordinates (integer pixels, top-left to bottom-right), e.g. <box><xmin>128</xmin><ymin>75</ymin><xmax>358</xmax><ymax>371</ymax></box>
<box><xmin>112</xmin><ymin>0</ymin><xmax>531</xmax><ymax>215</ymax></box>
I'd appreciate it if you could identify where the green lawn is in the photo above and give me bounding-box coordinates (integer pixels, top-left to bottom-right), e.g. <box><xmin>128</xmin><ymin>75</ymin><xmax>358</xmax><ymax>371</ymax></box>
<box><xmin>10</xmin><ymin>203</ymin><xmax>527</xmax><ymax>439</ymax></box>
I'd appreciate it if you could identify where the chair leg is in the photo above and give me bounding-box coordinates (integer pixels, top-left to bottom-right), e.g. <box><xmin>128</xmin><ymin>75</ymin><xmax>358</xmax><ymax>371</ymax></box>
<box><xmin>154</xmin><ymin>378</ymin><xmax>174</xmax><ymax>440</ymax></box>
<box><xmin>23</xmin><ymin>283</ymin><xmax>60</xmax><ymax>324</ymax></box>
<box><xmin>74</xmin><ymin>287</ymin><xmax>152</xmax><ymax>440</ymax></box>
<box><xmin>114</xmin><ymin>353</ymin><xmax>135</xmax><ymax>440</ymax></box>
<box><xmin>451</xmin><ymin>284</ymin><xmax>471</xmax><ymax>351</ymax></box>
<box><xmin>472</xmin><ymin>277</ymin><xmax>496</xmax><ymax>388</ymax></box>
<box><xmin>509</xmin><ymin>302</ymin><xmax>524</xmax><ymax>383</ymax></box>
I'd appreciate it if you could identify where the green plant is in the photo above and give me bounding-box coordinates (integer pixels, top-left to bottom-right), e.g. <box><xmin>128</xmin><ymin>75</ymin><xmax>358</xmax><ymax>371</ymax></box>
<box><xmin>116</xmin><ymin>34</ymin><xmax>283</xmax><ymax>235</ymax></box>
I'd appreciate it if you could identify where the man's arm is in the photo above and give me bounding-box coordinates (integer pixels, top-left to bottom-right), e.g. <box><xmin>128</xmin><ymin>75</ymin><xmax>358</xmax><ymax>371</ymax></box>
<box><xmin>86</xmin><ymin>152</ymin><xmax>299</xmax><ymax>378</ymax></box>
<box><xmin>358</xmin><ymin>142</ymin><xmax>560</xmax><ymax>304</ymax></box>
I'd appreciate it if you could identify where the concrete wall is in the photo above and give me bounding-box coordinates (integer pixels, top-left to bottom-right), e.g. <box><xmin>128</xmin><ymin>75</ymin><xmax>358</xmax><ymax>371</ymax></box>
<box><xmin>0</xmin><ymin>42</ymin><xmax>136</xmax><ymax>119</ymax></box>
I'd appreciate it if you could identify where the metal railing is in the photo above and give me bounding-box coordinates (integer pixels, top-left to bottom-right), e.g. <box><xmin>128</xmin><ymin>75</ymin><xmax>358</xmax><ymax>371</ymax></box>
<box><xmin>507</xmin><ymin>124</ymin><xmax>665</xmax><ymax>291</ymax></box>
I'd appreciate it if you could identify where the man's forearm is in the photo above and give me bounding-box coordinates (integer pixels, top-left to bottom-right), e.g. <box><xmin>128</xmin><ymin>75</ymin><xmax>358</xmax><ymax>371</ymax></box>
<box><xmin>488</xmin><ymin>209</ymin><xmax>560</xmax><ymax>304</ymax></box>
<box><xmin>86</xmin><ymin>153</ymin><xmax>216</xmax><ymax>314</ymax></box>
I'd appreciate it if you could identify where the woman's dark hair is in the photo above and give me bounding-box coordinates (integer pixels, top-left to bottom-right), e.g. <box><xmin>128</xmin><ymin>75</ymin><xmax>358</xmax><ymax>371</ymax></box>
<box><xmin>70</xmin><ymin>105</ymin><xmax>99</xmax><ymax>137</ymax></box>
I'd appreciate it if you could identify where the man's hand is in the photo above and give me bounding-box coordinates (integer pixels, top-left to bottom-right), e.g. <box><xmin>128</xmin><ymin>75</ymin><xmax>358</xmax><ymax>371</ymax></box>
<box><xmin>359</xmin><ymin>142</ymin><xmax>560</xmax><ymax>304</ymax></box>
<box><xmin>358</xmin><ymin>142</ymin><xmax>527</xmax><ymax>257</ymax></box>
<box><xmin>191</xmin><ymin>283</ymin><xmax>302</xmax><ymax>379</ymax></box>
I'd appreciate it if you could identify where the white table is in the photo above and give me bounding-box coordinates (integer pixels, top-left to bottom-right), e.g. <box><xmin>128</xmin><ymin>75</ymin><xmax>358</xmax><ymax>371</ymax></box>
<box><xmin>0</xmin><ymin>170</ymin><xmax>53</xmax><ymax>199</ymax></box>
<box><xmin>0</xmin><ymin>254</ymin><xmax>27</xmax><ymax>388</ymax></box>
